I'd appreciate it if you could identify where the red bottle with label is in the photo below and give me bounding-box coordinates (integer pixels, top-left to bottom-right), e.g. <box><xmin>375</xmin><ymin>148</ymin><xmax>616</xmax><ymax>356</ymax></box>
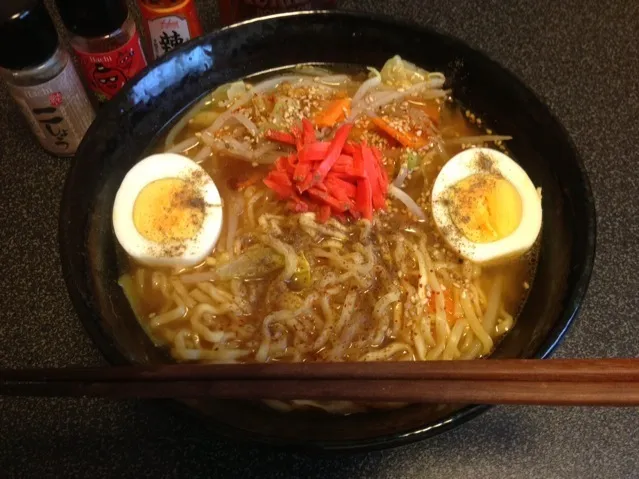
<box><xmin>218</xmin><ymin>0</ymin><xmax>338</xmax><ymax>25</ymax></box>
<box><xmin>55</xmin><ymin>0</ymin><xmax>148</xmax><ymax>103</ymax></box>
<box><xmin>137</xmin><ymin>0</ymin><xmax>204</xmax><ymax>60</ymax></box>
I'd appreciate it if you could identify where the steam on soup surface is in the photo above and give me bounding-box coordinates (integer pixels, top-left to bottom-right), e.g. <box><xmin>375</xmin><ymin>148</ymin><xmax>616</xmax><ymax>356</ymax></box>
<box><xmin>115</xmin><ymin>56</ymin><xmax>541</xmax><ymax>413</ymax></box>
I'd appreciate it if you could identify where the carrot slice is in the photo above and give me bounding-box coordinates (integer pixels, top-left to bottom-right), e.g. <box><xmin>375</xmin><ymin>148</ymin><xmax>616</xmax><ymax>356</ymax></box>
<box><xmin>266</xmin><ymin>170</ymin><xmax>291</xmax><ymax>185</ymax></box>
<box><xmin>288</xmin><ymin>153</ymin><xmax>299</xmax><ymax>166</ymax></box>
<box><xmin>428</xmin><ymin>289</ymin><xmax>455</xmax><ymax>318</ymax></box>
<box><xmin>297</xmin><ymin>171</ymin><xmax>315</xmax><ymax>193</ymax></box>
<box><xmin>293</xmin><ymin>161</ymin><xmax>311</xmax><ymax>183</ymax></box>
<box><xmin>371</xmin><ymin>188</ymin><xmax>386</xmax><ymax>211</ymax></box>
<box><xmin>325</xmin><ymin>173</ymin><xmax>357</xmax><ymax>199</ymax></box>
<box><xmin>314</xmin><ymin>97</ymin><xmax>351</xmax><ymax>128</ymax></box>
<box><xmin>302</xmin><ymin>118</ymin><xmax>316</xmax><ymax>144</ymax></box>
<box><xmin>342</xmin><ymin>142</ymin><xmax>356</xmax><ymax>155</ymax></box>
<box><xmin>298</xmin><ymin>142</ymin><xmax>330</xmax><ymax>162</ymax></box>
<box><xmin>312</xmin><ymin>123</ymin><xmax>353</xmax><ymax>187</ymax></box>
<box><xmin>327</xmin><ymin>182</ymin><xmax>350</xmax><ymax>204</ymax></box>
<box><xmin>331</xmin><ymin>163</ymin><xmax>355</xmax><ymax>175</ymax></box>
<box><xmin>333</xmin><ymin>154</ymin><xmax>354</xmax><ymax>170</ymax></box>
<box><xmin>356</xmin><ymin>177</ymin><xmax>373</xmax><ymax>220</ymax></box>
<box><xmin>361</xmin><ymin>145</ymin><xmax>385</xmax><ymax>210</ymax></box>
<box><xmin>314</xmin><ymin>182</ymin><xmax>328</xmax><ymax>193</ymax></box>
<box><xmin>264</xmin><ymin>172</ymin><xmax>294</xmax><ymax>199</ymax></box>
<box><xmin>332</xmin><ymin>169</ymin><xmax>366</xmax><ymax>180</ymax></box>
<box><xmin>351</xmin><ymin>147</ymin><xmax>365</xmax><ymax>177</ymax></box>
<box><xmin>307</xmin><ymin>187</ymin><xmax>349</xmax><ymax>213</ymax></box>
<box><xmin>274</xmin><ymin>156</ymin><xmax>288</xmax><ymax>172</ymax></box>
<box><xmin>317</xmin><ymin>205</ymin><xmax>331</xmax><ymax>223</ymax></box>
<box><xmin>290</xmin><ymin>125</ymin><xmax>304</xmax><ymax>151</ymax></box>
<box><xmin>266</xmin><ymin>130</ymin><xmax>296</xmax><ymax>145</ymax></box>
<box><xmin>371</xmin><ymin>116</ymin><xmax>428</xmax><ymax>149</ymax></box>
<box><xmin>275</xmin><ymin>153</ymin><xmax>298</xmax><ymax>178</ymax></box>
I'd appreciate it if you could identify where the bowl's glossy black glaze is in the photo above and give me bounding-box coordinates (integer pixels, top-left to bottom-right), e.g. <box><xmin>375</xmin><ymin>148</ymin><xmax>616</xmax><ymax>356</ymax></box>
<box><xmin>59</xmin><ymin>11</ymin><xmax>596</xmax><ymax>451</ymax></box>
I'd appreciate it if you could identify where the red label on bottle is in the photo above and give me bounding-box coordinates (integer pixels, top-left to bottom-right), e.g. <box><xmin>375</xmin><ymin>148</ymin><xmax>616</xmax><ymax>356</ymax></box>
<box><xmin>49</xmin><ymin>92</ymin><xmax>63</xmax><ymax>107</ymax></box>
<box><xmin>73</xmin><ymin>31</ymin><xmax>147</xmax><ymax>102</ymax></box>
<box><xmin>138</xmin><ymin>0</ymin><xmax>203</xmax><ymax>60</ymax></box>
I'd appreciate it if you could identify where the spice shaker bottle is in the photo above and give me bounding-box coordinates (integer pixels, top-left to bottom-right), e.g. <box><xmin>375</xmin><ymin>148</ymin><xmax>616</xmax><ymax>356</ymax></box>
<box><xmin>137</xmin><ymin>0</ymin><xmax>203</xmax><ymax>60</ymax></box>
<box><xmin>55</xmin><ymin>0</ymin><xmax>147</xmax><ymax>103</ymax></box>
<box><xmin>218</xmin><ymin>0</ymin><xmax>338</xmax><ymax>25</ymax></box>
<box><xmin>0</xmin><ymin>0</ymin><xmax>95</xmax><ymax>156</ymax></box>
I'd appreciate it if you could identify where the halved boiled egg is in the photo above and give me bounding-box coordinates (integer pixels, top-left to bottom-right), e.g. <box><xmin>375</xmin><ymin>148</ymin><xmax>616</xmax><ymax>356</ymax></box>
<box><xmin>431</xmin><ymin>147</ymin><xmax>542</xmax><ymax>265</ymax></box>
<box><xmin>112</xmin><ymin>153</ymin><xmax>223</xmax><ymax>267</ymax></box>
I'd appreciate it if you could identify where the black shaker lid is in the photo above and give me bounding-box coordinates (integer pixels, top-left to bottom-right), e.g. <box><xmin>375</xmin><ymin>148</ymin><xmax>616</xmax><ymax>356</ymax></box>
<box><xmin>55</xmin><ymin>0</ymin><xmax>128</xmax><ymax>38</ymax></box>
<box><xmin>0</xmin><ymin>0</ymin><xmax>59</xmax><ymax>70</ymax></box>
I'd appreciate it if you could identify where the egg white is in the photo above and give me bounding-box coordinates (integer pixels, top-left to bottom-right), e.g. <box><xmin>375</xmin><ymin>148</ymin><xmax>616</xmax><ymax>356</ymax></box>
<box><xmin>431</xmin><ymin>147</ymin><xmax>542</xmax><ymax>265</ymax></box>
<box><xmin>112</xmin><ymin>153</ymin><xmax>223</xmax><ymax>268</ymax></box>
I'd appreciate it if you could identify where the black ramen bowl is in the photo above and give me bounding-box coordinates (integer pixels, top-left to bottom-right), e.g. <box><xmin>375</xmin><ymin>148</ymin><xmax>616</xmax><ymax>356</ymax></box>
<box><xmin>59</xmin><ymin>11</ymin><xmax>596</xmax><ymax>452</ymax></box>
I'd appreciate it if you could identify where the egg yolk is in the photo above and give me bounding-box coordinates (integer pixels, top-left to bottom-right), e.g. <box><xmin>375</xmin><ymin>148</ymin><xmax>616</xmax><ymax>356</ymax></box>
<box><xmin>447</xmin><ymin>174</ymin><xmax>522</xmax><ymax>243</ymax></box>
<box><xmin>133</xmin><ymin>178</ymin><xmax>204</xmax><ymax>243</ymax></box>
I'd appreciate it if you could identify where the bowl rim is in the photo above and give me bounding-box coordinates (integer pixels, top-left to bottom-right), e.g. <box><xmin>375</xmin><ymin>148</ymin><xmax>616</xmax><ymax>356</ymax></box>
<box><xmin>58</xmin><ymin>9</ymin><xmax>597</xmax><ymax>452</ymax></box>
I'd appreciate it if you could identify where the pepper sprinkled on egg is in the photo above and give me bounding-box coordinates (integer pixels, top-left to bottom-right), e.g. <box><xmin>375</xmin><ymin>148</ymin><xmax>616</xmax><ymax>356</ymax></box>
<box><xmin>112</xmin><ymin>153</ymin><xmax>223</xmax><ymax>267</ymax></box>
<box><xmin>431</xmin><ymin>147</ymin><xmax>542</xmax><ymax>265</ymax></box>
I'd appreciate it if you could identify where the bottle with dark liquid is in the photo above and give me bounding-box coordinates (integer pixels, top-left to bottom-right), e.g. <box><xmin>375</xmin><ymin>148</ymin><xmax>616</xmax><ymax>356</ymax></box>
<box><xmin>218</xmin><ymin>0</ymin><xmax>338</xmax><ymax>25</ymax></box>
<box><xmin>0</xmin><ymin>0</ymin><xmax>95</xmax><ymax>156</ymax></box>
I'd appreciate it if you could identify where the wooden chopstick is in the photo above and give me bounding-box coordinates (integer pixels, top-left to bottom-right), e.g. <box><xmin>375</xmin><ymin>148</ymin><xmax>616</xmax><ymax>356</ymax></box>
<box><xmin>3</xmin><ymin>359</ymin><xmax>639</xmax><ymax>406</ymax></box>
<box><xmin>4</xmin><ymin>359</ymin><xmax>639</xmax><ymax>382</ymax></box>
<box><xmin>3</xmin><ymin>379</ymin><xmax>639</xmax><ymax>405</ymax></box>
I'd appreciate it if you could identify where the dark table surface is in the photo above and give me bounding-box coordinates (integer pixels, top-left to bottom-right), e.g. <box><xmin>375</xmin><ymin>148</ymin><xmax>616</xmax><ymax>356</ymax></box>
<box><xmin>2</xmin><ymin>0</ymin><xmax>638</xmax><ymax>477</ymax></box>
